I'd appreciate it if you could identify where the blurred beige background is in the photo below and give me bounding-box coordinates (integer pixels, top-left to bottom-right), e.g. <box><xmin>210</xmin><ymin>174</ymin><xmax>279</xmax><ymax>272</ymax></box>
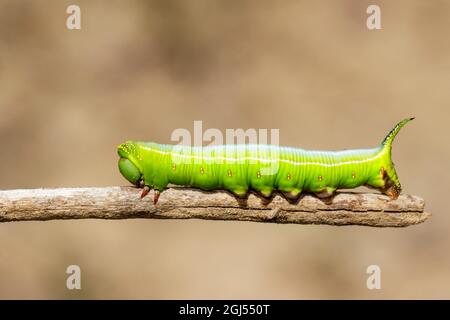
<box><xmin>0</xmin><ymin>0</ymin><xmax>449</xmax><ymax>299</ymax></box>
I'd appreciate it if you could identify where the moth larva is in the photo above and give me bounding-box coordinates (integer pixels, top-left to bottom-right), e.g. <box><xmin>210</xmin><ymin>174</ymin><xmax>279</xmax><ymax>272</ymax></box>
<box><xmin>118</xmin><ymin>118</ymin><xmax>414</xmax><ymax>204</ymax></box>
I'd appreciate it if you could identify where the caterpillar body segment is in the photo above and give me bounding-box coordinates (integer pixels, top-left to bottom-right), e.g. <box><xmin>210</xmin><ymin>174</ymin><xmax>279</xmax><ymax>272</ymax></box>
<box><xmin>118</xmin><ymin>118</ymin><xmax>414</xmax><ymax>204</ymax></box>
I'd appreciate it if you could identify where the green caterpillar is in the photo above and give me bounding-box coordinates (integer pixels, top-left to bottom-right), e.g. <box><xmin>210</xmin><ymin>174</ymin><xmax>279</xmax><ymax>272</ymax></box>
<box><xmin>118</xmin><ymin>118</ymin><xmax>414</xmax><ymax>204</ymax></box>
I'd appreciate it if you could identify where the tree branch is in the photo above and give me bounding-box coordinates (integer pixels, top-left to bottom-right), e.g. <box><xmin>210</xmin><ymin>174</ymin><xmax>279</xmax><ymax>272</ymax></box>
<box><xmin>0</xmin><ymin>187</ymin><xmax>429</xmax><ymax>227</ymax></box>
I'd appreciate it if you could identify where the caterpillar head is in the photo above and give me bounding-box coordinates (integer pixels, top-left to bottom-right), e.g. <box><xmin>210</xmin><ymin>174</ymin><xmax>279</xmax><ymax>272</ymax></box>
<box><xmin>117</xmin><ymin>142</ymin><xmax>144</xmax><ymax>187</ymax></box>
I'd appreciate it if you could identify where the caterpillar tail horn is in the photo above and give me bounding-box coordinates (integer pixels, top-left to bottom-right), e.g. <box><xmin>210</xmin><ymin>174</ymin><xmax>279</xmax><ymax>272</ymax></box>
<box><xmin>379</xmin><ymin>117</ymin><xmax>414</xmax><ymax>199</ymax></box>
<box><xmin>381</xmin><ymin>117</ymin><xmax>415</xmax><ymax>150</ymax></box>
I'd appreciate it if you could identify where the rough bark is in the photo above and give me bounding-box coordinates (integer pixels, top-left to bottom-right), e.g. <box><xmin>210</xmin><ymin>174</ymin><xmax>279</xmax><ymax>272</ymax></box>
<box><xmin>0</xmin><ymin>187</ymin><xmax>430</xmax><ymax>227</ymax></box>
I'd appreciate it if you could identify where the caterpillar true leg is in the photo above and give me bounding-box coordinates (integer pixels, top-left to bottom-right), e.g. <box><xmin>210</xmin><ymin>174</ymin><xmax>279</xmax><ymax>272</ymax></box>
<box><xmin>153</xmin><ymin>190</ymin><xmax>161</xmax><ymax>205</ymax></box>
<box><xmin>141</xmin><ymin>185</ymin><xmax>150</xmax><ymax>199</ymax></box>
<box><xmin>140</xmin><ymin>186</ymin><xmax>160</xmax><ymax>205</ymax></box>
